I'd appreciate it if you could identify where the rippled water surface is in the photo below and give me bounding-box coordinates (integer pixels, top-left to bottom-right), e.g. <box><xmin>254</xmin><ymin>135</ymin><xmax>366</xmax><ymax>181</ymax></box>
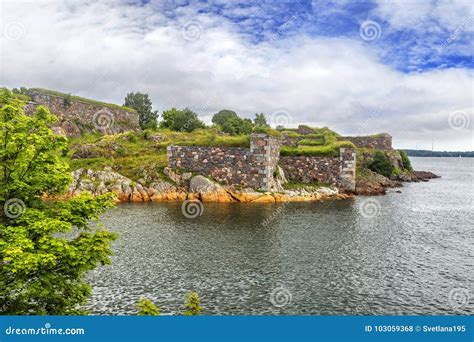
<box><xmin>87</xmin><ymin>157</ymin><xmax>473</xmax><ymax>315</ymax></box>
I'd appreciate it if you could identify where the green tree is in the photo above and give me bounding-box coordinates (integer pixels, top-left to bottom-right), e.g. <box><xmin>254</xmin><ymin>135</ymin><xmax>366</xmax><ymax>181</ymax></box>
<box><xmin>136</xmin><ymin>298</ymin><xmax>160</xmax><ymax>316</ymax></box>
<box><xmin>240</xmin><ymin>118</ymin><xmax>254</xmax><ymax>135</ymax></box>
<box><xmin>367</xmin><ymin>151</ymin><xmax>394</xmax><ymax>178</ymax></box>
<box><xmin>212</xmin><ymin>110</ymin><xmax>253</xmax><ymax>135</ymax></box>
<box><xmin>253</xmin><ymin>113</ymin><xmax>269</xmax><ymax>127</ymax></box>
<box><xmin>0</xmin><ymin>89</ymin><xmax>116</xmax><ymax>315</ymax></box>
<box><xmin>212</xmin><ymin>109</ymin><xmax>239</xmax><ymax>127</ymax></box>
<box><xmin>184</xmin><ymin>291</ymin><xmax>202</xmax><ymax>316</ymax></box>
<box><xmin>160</xmin><ymin>108</ymin><xmax>205</xmax><ymax>132</ymax></box>
<box><xmin>124</xmin><ymin>92</ymin><xmax>158</xmax><ymax>130</ymax></box>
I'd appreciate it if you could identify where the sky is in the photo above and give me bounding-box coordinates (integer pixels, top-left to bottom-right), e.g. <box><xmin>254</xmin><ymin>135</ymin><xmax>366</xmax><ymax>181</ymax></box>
<box><xmin>0</xmin><ymin>0</ymin><xmax>473</xmax><ymax>151</ymax></box>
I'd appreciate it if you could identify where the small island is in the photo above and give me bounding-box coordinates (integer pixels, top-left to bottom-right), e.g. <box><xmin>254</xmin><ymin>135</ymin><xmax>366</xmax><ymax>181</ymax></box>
<box><xmin>11</xmin><ymin>87</ymin><xmax>438</xmax><ymax>204</ymax></box>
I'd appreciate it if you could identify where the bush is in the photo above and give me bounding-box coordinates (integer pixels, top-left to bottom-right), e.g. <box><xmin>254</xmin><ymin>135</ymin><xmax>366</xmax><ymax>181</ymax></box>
<box><xmin>63</xmin><ymin>93</ymin><xmax>72</xmax><ymax>107</ymax></box>
<box><xmin>184</xmin><ymin>292</ymin><xmax>202</xmax><ymax>316</ymax></box>
<box><xmin>136</xmin><ymin>298</ymin><xmax>160</xmax><ymax>316</ymax></box>
<box><xmin>367</xmin><ymin>151</ymin><xmax>393</xmax><ymax>177</ymax></box>
<box><xmin>398</xmin><ymin>150</ymin><xmax>413</xmax><ymax>171</ymax></box>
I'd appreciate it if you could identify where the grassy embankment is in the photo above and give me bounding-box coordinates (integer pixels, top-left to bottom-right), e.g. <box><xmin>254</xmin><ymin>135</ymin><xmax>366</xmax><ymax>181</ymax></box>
<box><xmin>65</xmin><ymin>125</ymin><xmax>358</xmax><ymax>182</ymax></box>
<box><xmin>280</xmin><ymin>127</ymin><xmax>355</xmax><ymax>157</ymax></box>
<box><xmin>65</xmin><ymin>129</ymin><xmax>250</xmax><ymax>181</ymax></box>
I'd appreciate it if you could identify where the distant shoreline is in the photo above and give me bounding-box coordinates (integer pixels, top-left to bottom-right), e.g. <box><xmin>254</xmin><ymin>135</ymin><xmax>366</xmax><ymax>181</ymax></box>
<box><xmin>404</xmin><ymin>149</ymin><xmax>474</xmax><ymax>158</ymax></box>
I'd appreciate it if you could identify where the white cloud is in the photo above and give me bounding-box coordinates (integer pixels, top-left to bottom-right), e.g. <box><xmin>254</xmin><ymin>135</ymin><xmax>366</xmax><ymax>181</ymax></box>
<box><xmin>374</xmin><ymin>0</ymin><xmax>474</xmax><ymax>32</ymax></box>
<box><xmin>0</xmin><ymin>0</ymin><xmax>472</xmax><ymax>151</ymax></box>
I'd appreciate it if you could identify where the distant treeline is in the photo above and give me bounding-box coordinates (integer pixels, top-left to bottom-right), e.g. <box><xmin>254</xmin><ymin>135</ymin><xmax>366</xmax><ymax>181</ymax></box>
<box><xmin>404</xmin><ymin>149</ymin><xmax>474</xmax><ymax>157</ymax></box>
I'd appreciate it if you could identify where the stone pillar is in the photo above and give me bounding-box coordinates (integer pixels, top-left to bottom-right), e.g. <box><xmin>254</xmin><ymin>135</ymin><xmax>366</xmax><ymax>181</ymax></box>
<box><xmin>250</xmin><ymin>133</ymin><xmax>281</xmax><ymax>191</ymax></box>
<box><xmin>339</xmin><ymin>147</ymin><xmax>356</xmax><ymax>192</ymax></box>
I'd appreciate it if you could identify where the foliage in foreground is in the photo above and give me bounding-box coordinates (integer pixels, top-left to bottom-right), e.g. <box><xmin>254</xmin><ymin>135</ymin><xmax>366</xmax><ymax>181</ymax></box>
<box><xmin>184</xmin><ymin>292</ymin><xmax>202</xmax><ymax>316</ymax></box>
<box><xmin>136</xmin><ymin>298</ymin><xmax>161</xmax><ymax>316</ymax></box>
<box><xmin>135</xmin><ymin>292</ymin><xmax>202</xmax><ymax>316</ymax></box>
<box><xmin>0</xmin><ymin>89</ymin><xmax>117</xmax><ymax>314</ymax></box>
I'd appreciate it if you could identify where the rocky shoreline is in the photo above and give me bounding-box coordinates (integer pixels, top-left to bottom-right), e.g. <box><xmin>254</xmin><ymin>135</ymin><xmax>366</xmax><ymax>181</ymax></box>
<box><xmin>63</xmin><ymin>168</ymin><xmax>352</xmax><ymax>203</ymax></box>
<box><xmin>56</xmin><ymin>166</ymin><xmax>440</xmax><ymax>203</ymax></box>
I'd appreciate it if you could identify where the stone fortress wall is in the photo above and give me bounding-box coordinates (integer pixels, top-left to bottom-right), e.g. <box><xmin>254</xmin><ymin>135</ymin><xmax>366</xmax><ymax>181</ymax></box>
<box><xmin>167</xmin><ymin>133</ymin><xmax>357</xmax><ymax>192</ymax></box>
<box><xmin>23</xmin><ymin>90</ymin><xmax>140</xmax><ymax>137</ymax></box>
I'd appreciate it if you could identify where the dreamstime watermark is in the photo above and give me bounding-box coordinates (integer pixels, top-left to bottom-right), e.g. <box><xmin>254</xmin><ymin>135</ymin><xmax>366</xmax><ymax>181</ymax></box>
<box><xmin>358</xmin><ymin>198</ymin><xmax>381</xmax><ymax>218</ymax></box>
<box><xmin>5</xmin><ymin>322</ymin><xmax>85</xmax><ymax>336</ymax></box>
<box><xmin>448</xmin><ymin>111</ymin><xmax>471</xmax><ymax>130</ymax></box>
<box><xmin>92</xmin><ymin>109</ymin><xmax>115</xmax><ymax>131</ymax></box>
<box><xmin>439</xmin><ymin>15</ymin><xmax>473</xmax><ymax>52</ymax></box>
<box><xmin>181</xmin><ymin>199</ymin><xmax>204</xmax><ymax>218</ymax></box>
<box><xmin>261</xmin><ymin>201</ymin><xmax>289</xmax><ymax>227</ymax></box>
<box><xmin>4</xmin><ymin>21</ymin><xmax>27</xmax><ymax>41</ymax></box>
<box><xmin>3</xmin><ymin>198</ymin><xmax>26</xmax><ymax>219</ymax></box>
<box><xmin>270</xmin><ymin>285</ymin><xmax>292</xmax><ymax>308</ymax></box>
<box><xmin>448</xmin><ymin>288</ymin><xmax>470</xmax><ymax>308</ymax></box>
<box><xmin>182</xmin><ymin>22</ymin><xmax>203</xmax><ymax>41</ymax></box>
<box><xmin>260</xmin><ymin>14</ymin><xmax>299</xmax><ymax>48</ymax></box>
<box><xmin>355</xmin><ymin>97</ymin><xmax>393</xmax><ymax>135</ymax></box>
<box><xmin>359</xmin><ymin>20</ymin><xmax>381</xmax><ymax>42</ymax></box>
<box><xmin>269</xmin><ymin>109</ymin><xmax>292</xmax><ymax>128</ymax></box>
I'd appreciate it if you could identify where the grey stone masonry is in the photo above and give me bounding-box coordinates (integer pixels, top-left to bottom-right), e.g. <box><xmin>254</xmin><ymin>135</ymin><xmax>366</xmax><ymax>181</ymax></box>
<box><xmin>167</xmin><ymin>134</ymin><xmax>357</xmax><ymax>192</ymax></box>
<box><xmin>279</xmin><ymin>147</ymin><xmax>356</xmax><ymax>191</ymax></box>
<box><xmin>167</xmin><ymin>133</ymin><xmax>282</xmax><ymax>191</ymax></box>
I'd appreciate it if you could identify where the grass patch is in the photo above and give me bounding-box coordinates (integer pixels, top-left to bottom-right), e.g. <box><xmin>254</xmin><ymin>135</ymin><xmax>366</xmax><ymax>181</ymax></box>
<box><xmin>281</xmin><ymin>141</ymin><xmax>355</xmax><ymax>157</ymax></box>
<box><xmin>252</xmin><ymin>126</ymin><xmax>282</xmax><ymax>138</ymax></box>
<box><xmin>298</xmin><ymin>138</ymin><xmax>324</xmax><ymax>146</ymax></box>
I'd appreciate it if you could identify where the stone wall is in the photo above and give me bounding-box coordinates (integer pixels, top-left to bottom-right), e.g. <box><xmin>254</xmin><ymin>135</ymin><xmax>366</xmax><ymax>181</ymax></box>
<box><xmin>168</xmin><ymin>134</ymin><xmax>357</xmax><ymax>192</ymax></box>
<box><xmin>279</xmin><ymin>148</ymin><xmax>356</xmax><ymax>191</ymax></box>
<box><xmin>337</xmin><ymin>134</ymin><xmax>392</xmax><ymax>150</ymax></box>
<box><xmin>23</xmin><ymin>90</ymin><xmax>140</xmax><ymax>137</ymax></box>
<box><xmin>167</xmin><ymin>134</ymin><xmax>282</xmax><ymax>191</ymax></box>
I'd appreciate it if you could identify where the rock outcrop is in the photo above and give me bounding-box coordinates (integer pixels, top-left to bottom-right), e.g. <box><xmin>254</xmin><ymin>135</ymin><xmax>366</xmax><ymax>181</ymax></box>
<box><xmin>188</xmin><ymin>175</ymin><xmax>235</xmax><ymax>202</ymax></box>
<box><xmin>394</xmin><ymin>170</ymin><xmax>440</xmax><ymax>182</ymax></box>
<box><xmin>355</xmin><ymin>169</ymin><xmax>440</xmax><ymax>195</ymax></box>
<box><xmin>355</xmin><ymin>170</ymin><xmax>402</xmax><ymax>195</ymax></box>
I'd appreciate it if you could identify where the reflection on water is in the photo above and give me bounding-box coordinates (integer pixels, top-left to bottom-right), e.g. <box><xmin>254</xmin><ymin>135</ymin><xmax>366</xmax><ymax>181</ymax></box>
<box><xmin>86</xmin><ymin>157</ymin><xmax>474</xmax><ymax>315</ymax></box>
